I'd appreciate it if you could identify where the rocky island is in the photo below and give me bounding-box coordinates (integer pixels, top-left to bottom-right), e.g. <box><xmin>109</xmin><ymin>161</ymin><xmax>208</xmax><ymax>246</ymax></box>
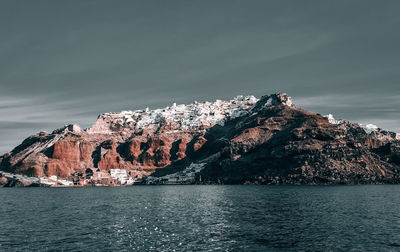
<box><xmin>1</xmin><ymin>93</ymin><xmax>400</xmax><ymax>187</ymax></box>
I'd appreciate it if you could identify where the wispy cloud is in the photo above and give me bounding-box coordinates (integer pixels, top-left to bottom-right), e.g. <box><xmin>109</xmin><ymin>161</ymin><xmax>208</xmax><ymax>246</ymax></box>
<box><xmin>1</xmin><ymin>0</ymin><xmax>400</xmax><ymax>153</ymax></box>
<box><xmin>294</xmin><ymin>94</ymin><xmax>400</xmax><ymax>132</ymax></box>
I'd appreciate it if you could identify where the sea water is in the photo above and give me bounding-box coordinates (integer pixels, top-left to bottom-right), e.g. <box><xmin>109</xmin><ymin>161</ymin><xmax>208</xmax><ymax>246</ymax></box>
<box><xmin>0</xmin><ymin>185</ymin><xmax>399</xmax><ymax>251</ymax></box>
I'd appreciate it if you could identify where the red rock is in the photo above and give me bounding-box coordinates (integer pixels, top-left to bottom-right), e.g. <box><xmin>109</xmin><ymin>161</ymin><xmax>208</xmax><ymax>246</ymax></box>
<box><xmin>97</xmin><ymin>140</ymin><xmax>123</xmax><ymax>171</ymax></box>
<box><xmin>0</xmin><ymin>176</ymin><xmax>8</xmax><ymax>186</ymax></box>
<box><xmin>193</xmin><ymin>136</ymin><xmax>207</xmax><ymax>152</ymax></box>
<box><xmin>52</xmin><ymin>138</ymin><xmax>80</xmax><ymax>162</ymax></box>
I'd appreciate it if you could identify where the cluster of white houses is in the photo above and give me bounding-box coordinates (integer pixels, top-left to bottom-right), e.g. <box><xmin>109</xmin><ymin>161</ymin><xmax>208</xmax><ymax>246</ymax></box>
<box><xmin>1</xmin><ymin>169</ymin><xmax>137</xmax><ymax>187</ymax></box>
<box><xmin>1</xmin><ymin>162</ymin><xmax>209</xmax><ymax>186</ymax></box>
<box><xmin>66</xmin><ymin>168</ymin><xmax>138</xmax><ymax>186</ymax></box>
<box><xmin>88</xmin><ymin>95</ymin><xmax>259</xmax><ymax>134</ymax></box>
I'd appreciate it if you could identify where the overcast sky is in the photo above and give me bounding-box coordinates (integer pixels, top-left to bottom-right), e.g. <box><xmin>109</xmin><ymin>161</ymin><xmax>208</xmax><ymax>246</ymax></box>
<box><xmin>1</xmin><ymin>0</ymin><xmax>400</xmax><ymax>154</ymax></box>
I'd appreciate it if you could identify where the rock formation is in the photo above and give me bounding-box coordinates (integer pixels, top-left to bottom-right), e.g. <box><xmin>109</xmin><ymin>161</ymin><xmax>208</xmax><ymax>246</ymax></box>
<box><xmin>1</xmin><ymin>93</ymin><xmax>400</xmax><ymax>186</ymax></box>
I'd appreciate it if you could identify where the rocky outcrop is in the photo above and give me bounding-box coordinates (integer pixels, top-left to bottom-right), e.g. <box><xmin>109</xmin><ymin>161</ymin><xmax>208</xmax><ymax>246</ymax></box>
<box><xmin>0</xmin><ymin>175</ymin><xmax>8</xmax><ymax>187</ymax></box>
<box><xmin>197</xmin><ymin>105</ymin><xmax>400</xmax><ymax>184</ymax></box>
<box><xmin>1</xmin><ymin>93</ymin><xmax>400</xmax><ymax>185</ymax></box>
<box><xmin>0</xmin><ymin>172</ymin><xmax>43</xmax><ymax>187</ymax></box>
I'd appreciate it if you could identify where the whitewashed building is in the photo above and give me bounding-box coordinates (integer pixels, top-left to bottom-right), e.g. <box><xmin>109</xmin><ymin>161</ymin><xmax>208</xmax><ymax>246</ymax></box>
<box><xmin>110</xmin><ymin>169</ymin><xmax>128</xmax><ymax>184</ymax></box>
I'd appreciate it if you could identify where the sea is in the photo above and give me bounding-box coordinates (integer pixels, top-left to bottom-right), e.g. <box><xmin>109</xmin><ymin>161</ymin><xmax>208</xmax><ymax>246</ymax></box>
<box><xmin>1</xmin><ymin>185</ymin><xmax>400</xmax><ymax>251</ymax></box>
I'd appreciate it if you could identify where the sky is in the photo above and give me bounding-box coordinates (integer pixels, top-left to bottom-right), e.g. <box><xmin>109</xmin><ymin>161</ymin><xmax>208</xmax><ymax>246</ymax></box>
<box><xmin>1</xmin><ymin>0</ymin><xmax>400</xmax><ymax>154</ymax></box>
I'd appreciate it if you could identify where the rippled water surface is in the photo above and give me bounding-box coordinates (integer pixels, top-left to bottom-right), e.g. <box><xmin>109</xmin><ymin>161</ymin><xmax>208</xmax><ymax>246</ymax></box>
<box><xmin>1</xmin><ymin>185</ymin><xmax>400</xmax><ymax>251</ymax></box>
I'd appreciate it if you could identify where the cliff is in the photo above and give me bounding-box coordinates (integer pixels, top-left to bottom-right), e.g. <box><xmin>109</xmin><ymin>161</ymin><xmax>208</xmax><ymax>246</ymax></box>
<box><xmin>1</xmin><ymin>93</ymin><xmax>400</xmax><ymax>186</ymax></box>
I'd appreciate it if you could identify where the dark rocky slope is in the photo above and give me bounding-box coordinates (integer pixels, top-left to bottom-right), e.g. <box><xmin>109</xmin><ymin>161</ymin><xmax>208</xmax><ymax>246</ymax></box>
<box><xmin>198</xmin><ymin>105</ymin><xmax>400</xmax><ymax>184</ymax></box>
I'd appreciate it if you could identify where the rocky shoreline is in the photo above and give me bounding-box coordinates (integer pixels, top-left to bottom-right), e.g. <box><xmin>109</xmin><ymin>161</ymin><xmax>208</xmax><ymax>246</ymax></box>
<box><xmin>3</xmin><ymin>170</ymin><xmax>399</xmax><ymax>187</ymax></box>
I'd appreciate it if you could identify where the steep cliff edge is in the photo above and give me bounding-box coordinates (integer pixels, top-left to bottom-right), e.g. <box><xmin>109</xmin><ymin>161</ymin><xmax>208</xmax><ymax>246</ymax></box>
<box><xmin>1</xmin><ymin>93</ymin><xmax>400</xmax><ymax>186</ymax></box>
<box><xmin>198</xmin><ymin>105</ymin><xmax>400</xmax><ymax>184</ymax></box>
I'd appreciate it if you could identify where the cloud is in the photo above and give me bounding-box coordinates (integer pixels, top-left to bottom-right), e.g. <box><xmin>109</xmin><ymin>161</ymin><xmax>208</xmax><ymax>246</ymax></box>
<box><xmin>1</xmin><ymin>0</ymin><xmax>400</xmax><ymax>153</ymax></box>
<box><xmin>295</xmin><ymin>94</ymin><xmax>400</xmax><ymax>133</ymax></box>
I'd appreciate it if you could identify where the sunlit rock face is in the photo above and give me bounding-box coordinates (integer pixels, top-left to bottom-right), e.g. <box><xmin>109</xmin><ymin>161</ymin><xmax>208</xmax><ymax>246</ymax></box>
<box><xmin>0</xmin><ymin>95</ymin><xmax>262</xmax><ymax>179</ymax></box>
<box><xmin>1</xmin><ymin>93</ymin><xmax>400</xmax><ymax>185</ymax></box>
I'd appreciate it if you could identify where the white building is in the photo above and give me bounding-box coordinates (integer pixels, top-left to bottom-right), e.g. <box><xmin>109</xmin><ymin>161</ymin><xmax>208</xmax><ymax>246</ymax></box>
<box><xmin>110</xmin><ymin>169</ymin><xmax>128</xmax><ymax>184</ymax></box>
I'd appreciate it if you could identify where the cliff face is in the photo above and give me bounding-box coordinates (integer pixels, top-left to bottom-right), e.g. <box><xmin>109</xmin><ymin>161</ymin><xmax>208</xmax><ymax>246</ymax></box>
<box><xmin>197</xmin><ymin>106</ymin><xmax>400</xmax><ymax>184</ymax></box>
<box><xmin>1</xmin><ymin>93</ymin><xmax>400</xmax><ymax>186</ymax></box>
